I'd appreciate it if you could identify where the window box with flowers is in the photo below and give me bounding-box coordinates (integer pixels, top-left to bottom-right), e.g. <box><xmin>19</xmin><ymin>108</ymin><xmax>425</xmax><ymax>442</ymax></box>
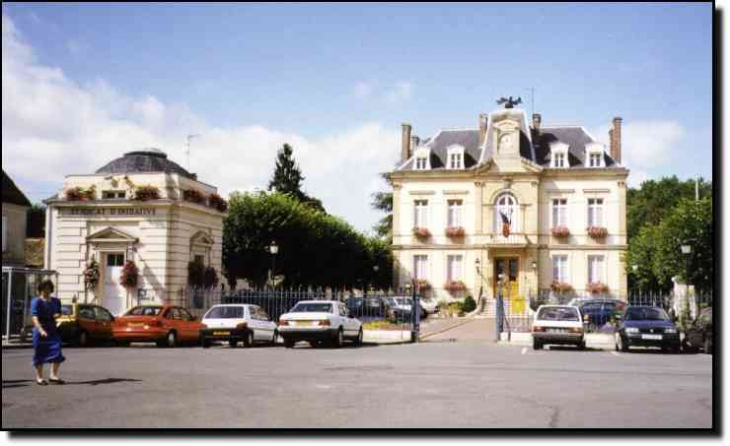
<box><xmin>550</xmin><ymin>280</ymin><xmax>573</xmax><ymax>294</ymax></box>
<box><xmin>208</xmin><ymin>193</ymin><xmax>228</xmax><ymax>212</ymax></box>
<box><xmin>551</xmin><ymin>226</ymin><xmax>570</xmax><ymax>238</ymax></box>
<box><xmin>412</xmin><ymin>227</ymin><xmax>431</xmax><ymax>240</ymax></box>
<box><xmin>444</xmin><ymin>280</ymin><xmax>466</xmax><ymax>294</ymax></box>
<box><xmin>182</xmin><ymin>189</ymin><xmax>207</xmax><ymax>205</ymax></box>
<box><xmin>134</xmin><ymin>185</ymin><xmax>161</xmax><ymax>201</ymax></box>
<box><xmin>65</xmin><ymin>186</ymin><xmax>96</xmax><ymax>201</ymax></box>
<box><xmin>83</xmin><ymin>258</ymin><xmax>100</xmax><ymax>292</ymax></box>
<box><xmin>586</xmin><ymin>282</ymin><xmax>609</xmax><ymax>295</ymax></box>
<box><xmin>445</xmin><ymin>227</ymin><xmax>465</xmax><ymax>238</ymax></box>
<box><xmin>413</xmin><ymin>279</ymin><xmax>431</xmax><ymax>291</ymax></box>
<box><xmin>586</xmin><ymin>226</ymin><xmax>608</xmax><ymax>240</ymax></box>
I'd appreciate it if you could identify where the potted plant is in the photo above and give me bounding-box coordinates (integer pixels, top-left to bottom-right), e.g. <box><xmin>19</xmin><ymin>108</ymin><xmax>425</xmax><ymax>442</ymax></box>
<box><xmin>551</xmin><ymin>226</ymin><xmax>570</xmax><ymax>238</ymax></box>
<box><xmin>445</xmin><ymin>226</ymin><xmax>466</xmax><ymax>238</ymax></box>
<box><xmin>65</xmin><ymin>186</ymin><xmax>96</xmax><ymax>201</ymax></box>
<box><xmin>586</xmin><ymin>282</ymin><xmax>609</xmax><ymax>295</ymax></box>
<box><xmin>586</xmin><ymin>226</ymin><xmax>608</xmax><ymax>239</ymax></box>
<box><xmin>208</xmin><ymin>193</ymin><xmax>228</xmax><ymax>212</ymax></box>
<box><xmin>413</xmin><ymin>279</ymin><xmax>431</xmax><ymax>291</ymax></box>
<box><xmin>412</xmin><ymin>227</ymin><xmax>431</xmax><ymax>240</ymax></box>
<box><xmin>550</xmin><ymin>280</ymin><xmax>573</xmax><ymax>294</ymax></box>
<box><xmin>83</xmin><ymin>258</ymin><xmax>100</xmax><ymax>291</ymax></box>
<box><xmin>120</xmin><ymin>261</ymin><xmax>139</xmax><ymax>290</ymax></box>
<box><xmin>134</xmin><ymin>185</ymin><xmax>161</xmax><ymax>201</ymax></box>
<box><xmin>182</xmin><ymin>189</ymin><xmax>206</xmax><ymax>205</ymax></box>
<box><xmin>444</xmin><ymin>280</ymin><xmax>467</xmax><ymax>294</ymax></box>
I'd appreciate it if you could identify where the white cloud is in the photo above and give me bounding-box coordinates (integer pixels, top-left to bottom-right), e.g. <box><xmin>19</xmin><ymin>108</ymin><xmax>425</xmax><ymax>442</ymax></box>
<box><xmin>1</xmin><ymin>13</ymin><xmax>399</xmax><ymax>232</ymax></box>
<box><xmin>592</xmin><ymin>120</ymin><xmax>686</xmax><ymax>188</ymax></box>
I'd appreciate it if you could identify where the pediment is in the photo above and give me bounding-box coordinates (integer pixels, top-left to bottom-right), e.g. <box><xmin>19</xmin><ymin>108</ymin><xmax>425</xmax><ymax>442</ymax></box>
<box><xmin>86</xmin><ymin>227</ymin><xmax>138</xmax><ymax>243</ymax></box>
<box><xmin>190</xmin><ymin>230</ymin><xmax>215</xmax><ymax>247</ymax></box>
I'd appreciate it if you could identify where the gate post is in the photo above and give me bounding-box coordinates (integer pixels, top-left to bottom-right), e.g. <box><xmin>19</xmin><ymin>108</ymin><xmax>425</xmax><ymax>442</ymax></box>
<box><xmin>495</xmin><ymin>273</ymin><xmax>504</xmax><ymax>342</ymax></box>
<box><xmin>411</xmin><ymin>286</ymin><xmax>420</xmax><ymax>343</ymax></box>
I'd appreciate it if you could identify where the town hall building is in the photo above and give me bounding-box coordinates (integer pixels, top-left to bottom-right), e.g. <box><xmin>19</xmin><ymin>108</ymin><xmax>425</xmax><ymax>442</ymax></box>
<box><xmin>389</xmin><ymin>102</ymin><xmax>629</xmax><ymax>312</ymax></box>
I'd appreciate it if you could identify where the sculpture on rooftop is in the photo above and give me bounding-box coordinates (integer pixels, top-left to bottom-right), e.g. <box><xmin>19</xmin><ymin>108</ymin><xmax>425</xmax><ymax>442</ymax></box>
<box><xmin>497</xmin><ymin>96</ymin><xmax>522</xmax><ymax>109</ymax></box>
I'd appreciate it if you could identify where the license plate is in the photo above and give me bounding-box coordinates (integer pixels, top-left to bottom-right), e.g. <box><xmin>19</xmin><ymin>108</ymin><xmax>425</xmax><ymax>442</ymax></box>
<box><xmin>642</xmin><ymin>334</ymin><xmax>662</xmax><ymax>340</ymax></box>
<box><xmin>213</xmin><ymin>331</ymin><xmax>230</xmax><ymax>336</ymax></box>
<box><xmin>293</xmin><ymin>321</ymin><xmax>317</xmax><ymax>327</ymax></box>
<box><xmin>128</xmin><ymin>323</ymin><xmax>144</xmax><ymax>327</ymax></box>
<box><xmin>546</xmin><ymin>328</ymin><xmax>566</xmax><ymax>333</ymax></box>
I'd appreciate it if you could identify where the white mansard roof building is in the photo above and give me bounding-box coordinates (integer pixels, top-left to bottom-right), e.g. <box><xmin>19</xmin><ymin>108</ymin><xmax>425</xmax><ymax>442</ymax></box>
<box><xmin>388</xmin><ymin>104</ymin><xmax>629</xmax><ymax>313</ymax></box>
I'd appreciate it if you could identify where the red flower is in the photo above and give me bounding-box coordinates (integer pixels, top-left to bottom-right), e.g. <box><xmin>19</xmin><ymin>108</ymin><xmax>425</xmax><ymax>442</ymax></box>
<box><xmin>412</xmin><ymin>227</ymin><xmax>431</xmax><ymax>239</ymax></box>
<box><xmin>444</xmin><ymin>280</ymin><xmax>466</xmax><ymax>293</ymax></box>
<box><xmin>550</xmin><ymin>280</ymin><xmax>573</xmax><ymax>293</ymax></box>
<box><xmin>551</xmin><ymin>226</ymin><xmax>570</xmax><ymax>238</ymax></box>
<box><xmin>445</xmin><ymin>227</ymin><xmax>466</xmax><ymax>238</ymax></box>
<box><xmin>586</xmin><ymin>282</ymin><xmax>609</xmax><ymax>294</ymax></box>
<box><xmin>208</xmin><ymin>193</ymin><xmax>228</xmax><ymax>212</ymax></box>
<box><xmin>134</xmin><ymin>185</ymin><xmax>160</xmax><ymax>201</ymax></box>
<box><xmin>586</xmin><ymin>226</ymin><xmax>608</xmax><ymax>239</ymax></box>
<box><xmin>182</xmin><ymin>189</ymin><xmax>207</xmax><ymax>204</ymax></box>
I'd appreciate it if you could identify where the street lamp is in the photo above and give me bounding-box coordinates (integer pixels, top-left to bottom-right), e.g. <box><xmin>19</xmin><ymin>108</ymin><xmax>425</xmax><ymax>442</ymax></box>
<box><xmin>475</xmin><ymin>258</ymin><xmax>481</xmax><ymax>274</ymax></box>
<box><xmin>269</xmin><ymin>241</ymin><xmax>279</xmax><ymax>289</ymax></box>
<box><xmin>371</xmin><ymin>265</ymin><xmax>379</xmax><ymax>293</ymax></box>
<box><xmin>531</xmin><ymin>259</ymin><xmax>538</xmax><ymax>270</ymax></box>
<box><xmin>681</xmin><ymin>245</ymin><xmax>691</xmax><ymax>255</ymax></box>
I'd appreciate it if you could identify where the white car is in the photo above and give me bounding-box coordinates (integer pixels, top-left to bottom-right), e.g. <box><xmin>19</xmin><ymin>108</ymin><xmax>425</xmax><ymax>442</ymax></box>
<box><xmin>200</xmin><ymin>304</ymin><xmax>278</xmax><ymax>348</ymax></box>
<box><xmin>531</xmin><ymin>305</ymin><xmax>585</xmax><ymax>350</ymax></box>
<box><xmin>419</xmin><ymin>297</ymin><xmax>439</xmax><ymax>314</ymax></box>
<box><xmin>278</xmin><ymin>300</ymin><xmax>363</xmax><ymax>348</ymax></box>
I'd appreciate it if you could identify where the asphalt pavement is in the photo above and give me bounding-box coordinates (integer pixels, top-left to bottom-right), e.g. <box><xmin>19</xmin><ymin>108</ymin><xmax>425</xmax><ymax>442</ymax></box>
<box><xmin>1</xmin><ymin>340</ymin><xmax>713</xmax><ymax>429</ymax></box>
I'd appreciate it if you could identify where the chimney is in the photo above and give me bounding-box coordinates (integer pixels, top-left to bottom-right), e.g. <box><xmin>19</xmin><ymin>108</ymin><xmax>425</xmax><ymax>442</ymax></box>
<box><xmin>532</xmin><ymin>113</ymin><xmax>541</xmax><ymax>131</ymax></box>
<box><xmin>610</xmin><ymin>116</ymin><xmax>622</xmax><ymax>164</ymax></box>
<box><xmin>410</xmin><ymin>135</ymin><xmax>420</xmax><ymax>152</ymax></box>
<box><xmin>478</xmin><ymin>113</ymin><xmax>488</xmax><ymax>146</ymax></box>
<box><xmin>401</xmin><ymin>123</ymin><xmax>412</xmax><ymax>162</ymax></box>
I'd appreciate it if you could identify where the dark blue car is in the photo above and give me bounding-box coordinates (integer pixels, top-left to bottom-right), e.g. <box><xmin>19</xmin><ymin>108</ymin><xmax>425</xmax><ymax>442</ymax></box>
<box><xmin>575</xmin><ymin>299</ymin><xmax>626</xmax><ymax>331</ymax></box>
<box><xmin>615</xmin><ymin>306</ymin><xmax>680</xmax><ymax>353</ymax></box>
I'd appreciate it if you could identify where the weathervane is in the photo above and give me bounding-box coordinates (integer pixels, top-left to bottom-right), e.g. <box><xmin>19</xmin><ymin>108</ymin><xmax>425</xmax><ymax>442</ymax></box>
<box><xmin>496</xmin><ymin>96</ymin><xmax>522</xmax><ymax>109</ymax></box>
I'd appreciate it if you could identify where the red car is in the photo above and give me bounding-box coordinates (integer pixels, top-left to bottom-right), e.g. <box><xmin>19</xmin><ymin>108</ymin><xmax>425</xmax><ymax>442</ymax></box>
<box><xmin>113</xmin><ymin>305</ymin><xmax>204</xmax><ymax>347</ymax></box>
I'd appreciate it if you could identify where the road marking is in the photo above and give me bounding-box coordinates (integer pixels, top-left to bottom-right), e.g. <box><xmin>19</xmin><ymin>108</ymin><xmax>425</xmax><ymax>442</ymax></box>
<box><xmin>521</xmin><ymin>347</ymin><xmax>528</xmax><ymax>355</ymax></box>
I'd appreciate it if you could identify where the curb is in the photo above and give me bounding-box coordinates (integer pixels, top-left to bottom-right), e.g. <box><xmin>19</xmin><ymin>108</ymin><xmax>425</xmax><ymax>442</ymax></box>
<box><xmin>419</xmin><ymin>318</ymin><xmax>476</xmax><ymax>341</ymax></box>
<box><xmin>498</xmin><ymin>332</ymin><xmax>617</xmax><ymax>350</ymax></box>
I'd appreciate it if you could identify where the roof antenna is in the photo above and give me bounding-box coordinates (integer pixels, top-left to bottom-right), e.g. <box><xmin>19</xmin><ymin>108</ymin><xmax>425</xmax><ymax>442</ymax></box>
<box><xmin>186</xmin><ymin>134</ymin><xmax>201</xmax><ymax>170</ymax></box>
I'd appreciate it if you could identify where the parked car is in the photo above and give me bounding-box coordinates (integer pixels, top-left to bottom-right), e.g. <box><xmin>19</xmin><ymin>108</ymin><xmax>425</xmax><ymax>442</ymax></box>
<box><xmin>385</xmin><ymin>296</ymin><xmax>425</xmax><ymax>321</ymax></box>
<box><xmin>56</xmin><ymin>303</ymin><xmax>116</xmax><ymax>346</ymax></box>
<box><xmin>419</xmin><ymin>297</ymin><xmax>440</xmax><ymax>314</ymax></box>
<box><xmin>682</xmin><ymin>307</ymin><xmax>713</xmax><ymax>354</ymax></box>
<box><xmin>278</xmin><ymin>300</ymin><xmax>362</xmax><ymax>348</ymax></box>
<box><xmin>345</xmin><ymin>296</ymin><xmax>387</xmax><ymax>318</ymax></box>
<box><xmin>345</xmin><ymin>296</ymin><xmax>365</xmax><ymax>317</ymax></box>
<box><xmin>200</xmin><ymin>304</ymin><xmax>278</xmax><ymax>348</ymax></box>
<box><xmin>615</xmin><ymin>306</ymin><xmax>680</xmax><ymax>353</ymax></box>
<box><xmin>574</xmin><ymin>298</ymin><xmax>626</xmax><ymax>330</ymax></box>
<box><xmin>531</xmin><ymin>305</ymin><xmax>585</xmax><ymax>350</ymax></box>
<box><xmin>112</xmin><ymin>305</ymin><xmax>204</xmax><ymax>347</ymax></box>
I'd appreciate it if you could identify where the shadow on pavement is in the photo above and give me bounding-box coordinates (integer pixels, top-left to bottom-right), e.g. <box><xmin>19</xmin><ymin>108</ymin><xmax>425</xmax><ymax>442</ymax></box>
<box><xmin>67</xmin><ymin>378</ymin><xmax>142</xmax><ymax>386</ymax></box>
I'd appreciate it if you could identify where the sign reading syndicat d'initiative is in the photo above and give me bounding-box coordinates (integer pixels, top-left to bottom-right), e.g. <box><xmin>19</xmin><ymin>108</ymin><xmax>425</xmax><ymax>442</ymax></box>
<box><xmin>62</xmin><ymin>207</ymin><xmax>157</xmax><ymax>216</ymax></box>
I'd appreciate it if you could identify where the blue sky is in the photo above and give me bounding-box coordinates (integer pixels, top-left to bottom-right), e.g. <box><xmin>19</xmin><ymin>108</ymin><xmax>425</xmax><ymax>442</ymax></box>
<box><xmin>1</xmin><ymin>3</ymin><xmax>713</xmax><ymax>232</ymax></box>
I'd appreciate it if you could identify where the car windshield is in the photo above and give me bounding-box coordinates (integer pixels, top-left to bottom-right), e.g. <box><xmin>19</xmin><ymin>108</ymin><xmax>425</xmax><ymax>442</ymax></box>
<box><xmin>395</xmin><ymin>298</ymin><xmax>411</xmax><ymax>305</ymax></box>
<box><xmin>291</xmin><ymin>303</ymin><xmax>332</xmax><ymax>313</ymax></box>
<box><xmin>61</xmin><ymin>305</ymin><xmax>73</xmax><ymax>316</ymax></box>
<box><xmin>125</xmin><ymin>306</ymin><xmax>163</xmax><ymax>317</ymax></box>
<box><xmin>625</xmin><ymin>307</ymin><xmax>670</xmax><ymax>321</ymax></box>
<box><xmin>537</xmin><ymin>307</ymin><xmax>580</xmax><ymax>321</ymax></box>
<box><xmin>204</xmin><ymin>306</ymin><xmax>244</xmax><ymax>319</ymax></box>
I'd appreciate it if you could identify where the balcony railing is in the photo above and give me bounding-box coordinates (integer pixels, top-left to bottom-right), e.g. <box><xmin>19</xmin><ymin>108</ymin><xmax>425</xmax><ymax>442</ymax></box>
<box><xmin>487</xmin><ymin>233</ymin><xmax>528</xmax><ymax>245</ymax></box>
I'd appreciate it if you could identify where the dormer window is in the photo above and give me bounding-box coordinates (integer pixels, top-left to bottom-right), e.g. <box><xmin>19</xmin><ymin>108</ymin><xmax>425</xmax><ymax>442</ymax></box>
<box><xmin>549</xmin><ymin>142</ymin><xmax>569</xmax><ymax>168</ymax></box>
<box><xmin>446</xmin><ymin>144</ymin><xmax>465</xmax><ymax>169</ymax></box>
<box><xmin>413</xmin><ymin>147</ymin><xmax>431</xmax><ymax>170</ymax></box>
<box><xmin>584</xmin><ymin>142</ymin><xmax>606</xmax><ymax>168</ymax></box>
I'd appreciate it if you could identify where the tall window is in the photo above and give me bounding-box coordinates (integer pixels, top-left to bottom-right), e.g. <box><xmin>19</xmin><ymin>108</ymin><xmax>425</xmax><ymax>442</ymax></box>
<box><xmin>587</xmin><ymin>198</ymin><xmax>604</xmax><ymax>227</ymax></box>
<box><xmin>552</xmin><ymin>199</ymin><xmax>567</xmax><ymax>227</ymax></box>
<box><xmin>494</xmin><ymin>193</ymin><xmax>519</xmax><ymax>233</ymax></box>
<box><xmin>413</xmin><ymin>200</ymin><xmax>429</xmax><ymax>228</ymax></box>
<box><xmin>415</xmin><ymin>156</ymin><xmax>428</xmax><ymax>170</ymax></box>
<box><xmin>553</xmin><ymin>152</ymin><xmax>566</xmax><ymax>168</ymax></box>
<box><xmin>447</xmin><ymin>255</ymin><xmax>463</xmax><ymax>281</ymax></box>
<box><xmin>552</xmin><ymin>255</ymin><xmax>568</xmax><ymax>283</ymax></box>
<box><xmin>588</xmin><ymin>153</ymin><xmax>602</xmax><ymax>167</ymax></box>
<box><xmin>449</xmin><ymin>152</ymin><xmax>463</xmax><ymax>169</ymax></box>
<box><xmin>587</xmin><ymin>255</ymin><xmax>605</xmax><ymax>283</ymax></box>
<box><xmin>413</xmin><ymin>255</ymin><xmax>428</xmax><ymax>280</ymax></box>
<box><xmin>447</xmin><ymin>200</ymin><xmax>462</xmax><ymax>227</ymax></box>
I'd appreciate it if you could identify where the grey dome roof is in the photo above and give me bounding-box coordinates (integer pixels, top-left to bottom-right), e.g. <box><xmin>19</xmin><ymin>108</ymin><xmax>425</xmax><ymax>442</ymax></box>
<box><xmin>95</xmin><ymin>148</ymin><xmax>193</xmax><ymax>178</ymax></box>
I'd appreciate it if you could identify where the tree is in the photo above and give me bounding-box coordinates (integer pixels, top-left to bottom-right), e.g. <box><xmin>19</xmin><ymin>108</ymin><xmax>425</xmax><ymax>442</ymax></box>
<box><xmin>268</xmin><ymin>143</ymin><xmax>325</xmax><ymax>213</ymax></box>
<box><xmin>26</xmin><ymin>204</ymin><xmax>46</xmax><ymax>238</ymax></box>
<box><xmin>371</xmin><ymin>173</ymin><xmax>393</xmax><ymax>241</ymax></box>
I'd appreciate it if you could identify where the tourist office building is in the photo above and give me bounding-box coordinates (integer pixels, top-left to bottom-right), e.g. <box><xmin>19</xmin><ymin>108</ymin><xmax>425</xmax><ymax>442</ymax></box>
<box><xmin>44</xmin><ymin>149</ymin><xmax>225</xmax><ymax>315</ymax></box>
<box><xmin>389</xmin><ymin>103</ymin><xmax>629</xmax><ymax>313</ymax></box>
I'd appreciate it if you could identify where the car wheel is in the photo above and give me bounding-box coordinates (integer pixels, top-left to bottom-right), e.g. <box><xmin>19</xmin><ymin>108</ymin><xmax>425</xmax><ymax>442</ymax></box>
<box><xmin>116</xmin><ymin>340</ymin><xmax>130</xmax><ymax>347</ymax></box>
<box><xmin>243</xmin><ymin>331</ymin><xmax>254</xmax><ymax>348</ymax></box>
<box><xmin>308</xmin><ymin>341</ymin><xmax>319</xmax><ymax>348</ymax></box>
<box><xmin>354</xmin><ymin>328</ymin><xmax>363</xmax><ymax>347</ymax></box>
<box><xmin>202</xmin><ymin>338</ymin><xmax>211</xmax><ymax>349</ymax></box>
<box><xmin>332</xmin><ymin>328</ymin><xmax>343</xmax><ymax>348</ymax></box>
<box><xmin>704</xmin><ymin>336</ymin><xmax>712</xmax><ymax>355</ymax></box>
<box><xmin>229</xmin><ymin>338</ymin><xmax>238</xmax><ymax>348</ymax></box>
<box><xmin>164</xmin><ymin>331</ymin><xmax>177</xmax><ymax>348</ymax></box>
<box><xmin>77</xmin><ymin>330</ymin><xmax>89</xmax><ymax>347</ymax></box>
<box><xmin>284</xmin><ymin>338</ymin><xmax>295</xmax><ymax>349</ymax></box>
<box><xmin>533</xmin><ymin>339</ymin><xmax>542</xmax><ymax>350</ymax></box>
<box><xmin>577</xmin><ymin>340</ymin><xmax>586</xmax><ymax>350</ymax></box>
<box><xmin>271</xmin><ymin>330</ymin><xmax>278</xmax><ymax>345</ymax></box>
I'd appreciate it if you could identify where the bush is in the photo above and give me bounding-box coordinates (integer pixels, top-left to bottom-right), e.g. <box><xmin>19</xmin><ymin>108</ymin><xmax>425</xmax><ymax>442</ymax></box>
<box><xmin>463</xmin><ymin>295</ymin><xmax>476</xmax><ymax>313</ymax></box>
<box><xmin>188</xmin><ymin>261</ymin><xmax>205</xmax><ymax>288</ymax></box>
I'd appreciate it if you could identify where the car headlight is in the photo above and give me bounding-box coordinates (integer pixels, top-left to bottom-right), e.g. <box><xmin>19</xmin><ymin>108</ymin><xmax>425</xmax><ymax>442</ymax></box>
<box><xmin>664</xmin><ymin>328</ymin><xmax>677</xmax><ymax>334</ymax></box>
<box><xmin>625</xmin><ymin>327</ymin><xmax>639</xmax><ymax>333</ymax></box>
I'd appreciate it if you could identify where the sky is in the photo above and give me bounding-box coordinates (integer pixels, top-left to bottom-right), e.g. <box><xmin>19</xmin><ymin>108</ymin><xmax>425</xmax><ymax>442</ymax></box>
<box><xmin>1</xmin><ymin>3</ymin><xmax>713</xmax><ymax>233</ymax></box>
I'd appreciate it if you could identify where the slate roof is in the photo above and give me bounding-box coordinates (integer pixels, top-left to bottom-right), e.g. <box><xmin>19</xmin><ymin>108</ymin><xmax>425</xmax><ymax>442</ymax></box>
<box><xmin>533</xmin><ymin>127</ymin><xmax>618</xmax><ymax>167</ymax></box>
<box><xmin>2</xmin><ymin>170</ymin><xmax>31</xmax><ymax>207</ymax></box>
<box><xmin>95</xmin><ymin>149</ymin><xmax>194</xmax><ymax>178</ymax></box>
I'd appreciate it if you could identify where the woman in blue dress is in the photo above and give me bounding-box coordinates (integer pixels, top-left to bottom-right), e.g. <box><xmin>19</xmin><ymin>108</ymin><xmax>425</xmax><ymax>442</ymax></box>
<box><xmin>31</xmin><ymin>280</ymin><xmax>66</xmax><ymax>385</ymax></box>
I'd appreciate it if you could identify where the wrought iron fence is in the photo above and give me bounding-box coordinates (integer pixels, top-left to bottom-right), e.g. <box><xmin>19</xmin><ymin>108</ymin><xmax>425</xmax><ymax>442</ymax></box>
<box><xmin>498</xmin><ymin>289</ymin><xmax>713</xmax><ymax>335</ymax></box>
